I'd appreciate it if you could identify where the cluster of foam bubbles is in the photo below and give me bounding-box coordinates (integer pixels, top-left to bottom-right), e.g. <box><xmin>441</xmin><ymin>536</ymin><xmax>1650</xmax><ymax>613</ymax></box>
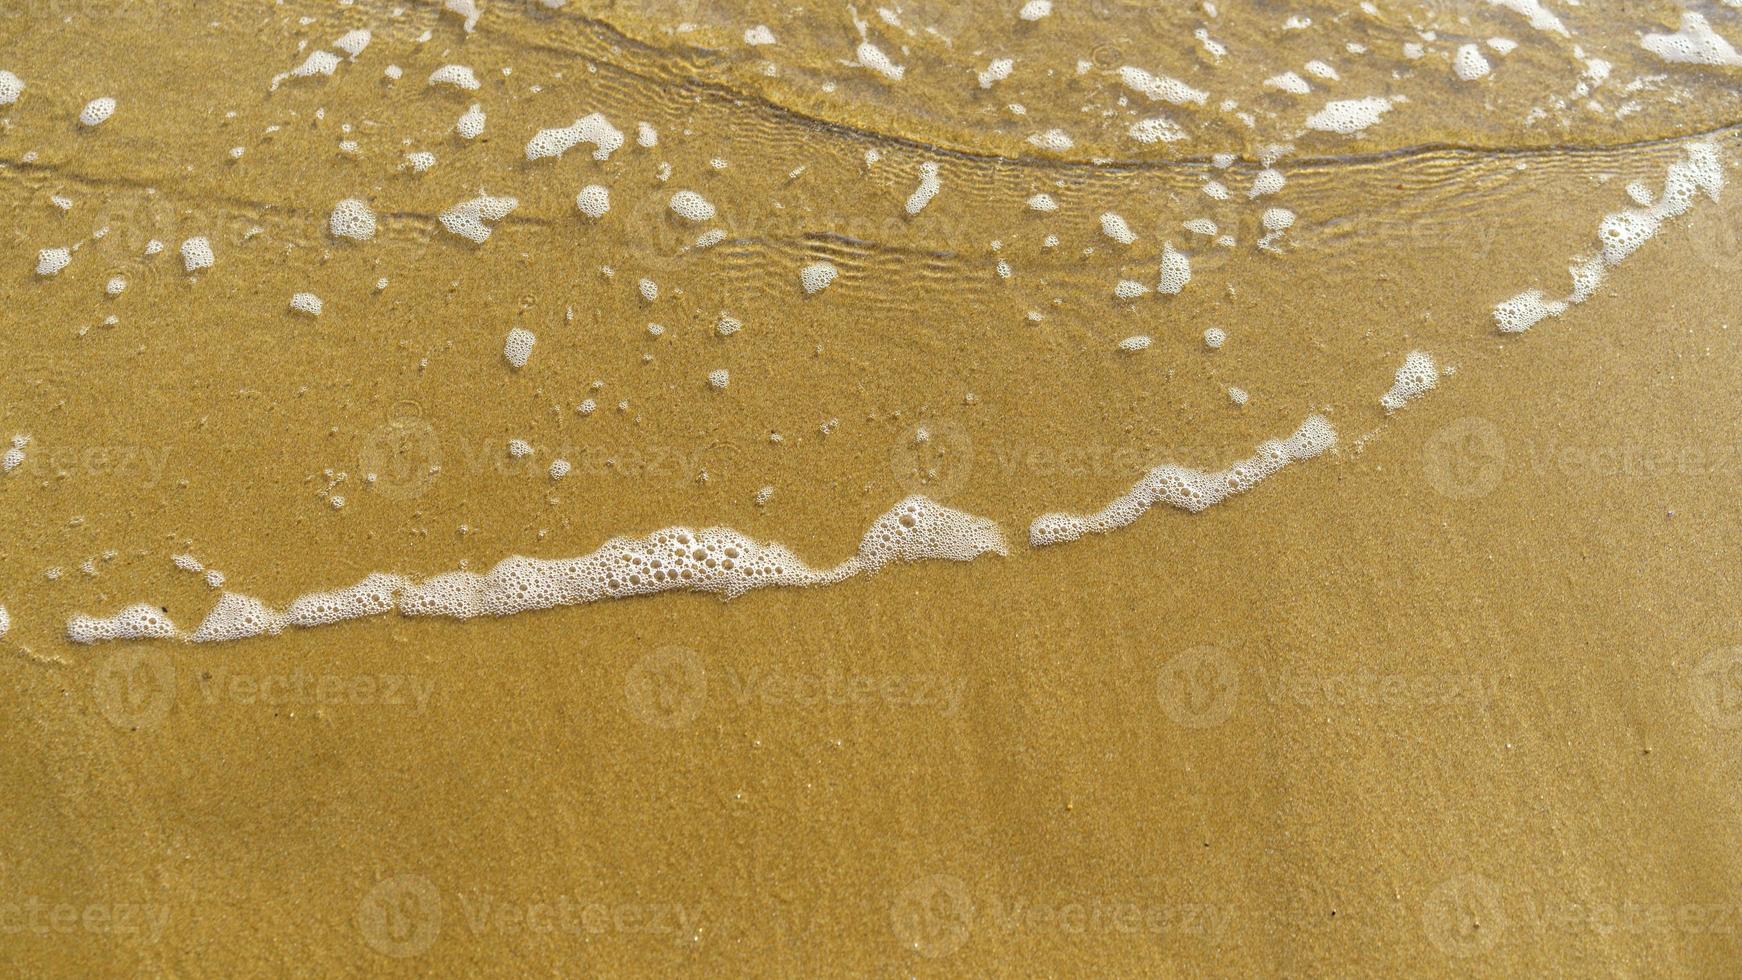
<box><xmin>1494</xmin><ymin>142</ymin><xmax>1724</xmax><ymax>333</ymax></box>
<box><xmin>1029</xmin><ymin>415</ymin><xmax>1337</xmax><ymax>547</ymax></box>
<box><xmin>1158</xmin><ymin>243</ymin><xmax>1191</xmax><ymax>294</ymax></box>
<box><xmin>329</xmin><ymin>198</ymin><xmax>376</xmax><ymax>241</ymax></box>
<box><xmin>67</xmin><ymin>603</ymin><xmax>178</xmax><ymax>644</ymax></box>
<box><xmin>1100</xmin><ymin>212</ymin><xmax>1136</xmax><ymax>245</ymax></box>
<box><xmin>575</xmin><ymin>184</ymin><xmax>610</xmax><ymax>218</ymax></box>
<box><xmin>440</xmin><ymin>193</ymin><xmax>518</xmax><ymax>243</ymax></box>
<box><xmin>1119</xmin><ymin>66</ymin><xmax>1207</xmax><ymax>106</ymax></box>
<box><xmin>856</xmin><ymin>42</ymin><xmax>905</xmax><ymax>81</ymax></box>
<box><xmin>66</xmin><ymin>498</ymin><xmax>1006</xmax><ymax>643</ymax></box>
<box><xmin>1641</xmin><ymin>12</ymin><xmax>1742</xmax><ymax>68</ymax></box>
<box><xmin>669</xmin><ymin>190</ymin><xmax>715</xmax><ymax>222</ymax></box>
<box><xmin>456</xmin><ymin>103</ymin><xmax>485</xmax><ymax>139</ymax></box>
<box><xmin>290</xmin><ymin>292</ymin><xmax>323</xmax><ymax>316</ymax></box>
<box><xmin>427</xmin><ymin>64</ymin><xmax>479</xmax><ymax>90</ymax></box>
<box><xmin>36</xmin><ymin>247</ymin><xmax>71</xmax><ymax>277</ymax></box>
<box><xmin>525</xmin><ymin>113</ymin><xmax>623</xmax><ymax>161</ymax></box>
<box><xmin>180</xmin><ymin>237</ymin><xmax>213</xmax><ymax>273</ymax></box>
<box><xmin>504</xmin><ymin>327</ymin><xmax>536</xmax><ymax>368</ymax></box>
<box><xmin>905</xmin><ymin>163</ymin><xmax>941</xmax><ymax>215</ymax></box>
<box><xmin>0</xmin><ymin>70</ymin><xmax>22</xmax><ymax>106</ymax></box>
<box><xmin>1380</xmin><ymin>351</ymin><xmax>1438</xmax><ymax>412</ymax></box>
<box><xmin>1305</xmin><ymin>96</ymin><xmax>1394</xmax><ymax>135</ymax></box>
<box><xmin>800</xmin><ymin>261</ymin><xmax>838</xmax><ymax>294</ymax></box>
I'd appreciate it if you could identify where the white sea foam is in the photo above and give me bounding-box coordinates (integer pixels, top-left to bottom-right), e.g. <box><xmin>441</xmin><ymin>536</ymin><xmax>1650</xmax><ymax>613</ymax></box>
<box><xmin>1494</xmin><ymin>142</ymin><xmax>1724</xmax><ymax>333</ymax></box>
<box><xmin>67</xmin><ymin>498</ymin><xmax>1007</xmax><ymax>644</ymax></box>
<box><xmin>1380</xmin><ymin>351</ymin><xmax>1438</xmax><ymax>412</ymax></box>
<box><xmin>1030</xmin><ymin>415</ymin><xmax>1337</xmax><ymax>546</ymax></box>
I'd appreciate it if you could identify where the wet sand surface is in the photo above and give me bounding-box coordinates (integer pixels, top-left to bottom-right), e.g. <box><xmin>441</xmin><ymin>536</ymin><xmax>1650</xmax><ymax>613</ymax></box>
<box><xmin>2</xmin><ymin>0</ymin><xmax>1741</xmax><ymax>974</ymax></box>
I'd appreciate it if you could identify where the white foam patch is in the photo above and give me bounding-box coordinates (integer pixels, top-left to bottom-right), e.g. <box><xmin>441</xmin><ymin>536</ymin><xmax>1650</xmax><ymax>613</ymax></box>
<box><xmin>1305</xmin><ymin>96</ymin><xmax>1393</xmax><ymax>134</ymax></box>
<box><xmin>1641</xmin><ymin>12</ymin><xmax>1742</xmax><ymax>68</ymax></box>
<box><xmin>1494</xmin><ymin>142</ymin><xmax>1724</xmax><ymax>333</ymax></box>
<box><xmin>329</xmin><ymin>198</ymin><xmax>376</xmax><ymax>241</ymax></box>
<box><xmin>857</xmin><ymin>42</ymin><xmax>905</xmax><ymax>81</ymax></box>
<box><xmin>0</xmin><ymin>70</ymin><xmax>24</xmax><ymax>106</ymax></box>
<box><xmin>1264</xmin><ymin>72</ymin><xmax>1311</xmax><ymax>95</ymax></box>
<box><xmin>745</xmin><ymin>25</ymin><xmax>777</xmax><ymax>46</ymax></box>
<box><xmin>36</xmin><ymin>247</ymin><xmax>71</xmax><ymax>277</ymax></box>
<box><xmin>67</xmin><ymin>603</ymin><xmax>179</xmax><ymax>644</ymax></box>
<box><xmin>978</xmin><ymin>57</ymin><xmax>1013</xmax><ymax>88</ymax></box>
<box><xmin>1454</xmin><ymin>44</ymin><xmax>1493</xmax><ymax>81</ymax></box>
<box><xmin>1100</xmin><ymin>212</ymin><xmax>1136</xmax><ymax>244</ymax></box>
<box><xmin>504</xmin><ymin>326</ymin><xmax>536</xmax><ymax>368</ymax></box>
<box><xmin>1027</xmin><ymin>128</ymin><xmax>1073</xmax><ymax>152</ymax></box>
<box><xmin>0</xmin><ymin>605</ymin><xmax>8</xmax><ymax>639</ymax></box>
<box><xmin>670</xmin><ymin>190</ymin><xmax>715</xmax><ymax>222</ymax></box>
<box><xmin>456</xmin><ymin>103</ymin><xmax>485</xmax><ymax>139</ymax></box>
<box><xmin>1380</xmin><ymin>350</ymin><xmax>1438</xmax><ymax>412</ymax></box>
<box><xmin>1129</xmin><ymin>116</ymin><xmax>1187</xmax><ymax>144</ymax></box>
<box><xmin>180</xmin><ymin>237</ymin><xmax>213</xmax><ymax>273</ymax></box>
<box><xmin>800</xmin><ymin>261</ymin><xmax>839</xmax><ymax>294</ymax></box>
<box><xmin>68</xmin><ymin>498</ymin><xmax>1006</xmax><ymax>643</ymax></box>
<box><xmin>905</xmin><ymin>162</ymin><xmax>941</xmax><ymax>215</ymax></box>
<box><xmin>575</xmin><ymin>184</ymin><xmax>610</xmax><ymax>218</ymax></box>
<box><xmin>1026</xmin><ymin>193</ymin><xmax>1058</xmax><ymax>212</ymax></box>
<box><xmin>1486</xmin><ymin>0</ymin><xmax>1567</xmax><ymax>37</ymax></box>
<box><xmin>1158</xmin><ymin>242</ymin><xmax>1191</xmax><ymax>295</ymax></box>
<box><xmin>334</xmin><ymin>29</ymin><xmax>371</xmax><ymax>58</ymax></box>
<box><xmin>290</xmin><ymin>292</ymin><xmax>323</xmax><ymax>316</ymax></box>
<box><xmin>525</xmin><ymin>112</ymin><xmax>623</xmax><ymax>161</ymax></box>
<box><xmin>1119</xmin><ymin>65</ymin><xmax>1208</xmax><ymax>105</ymax></box>
<box><xmin>1030</xmin><ymin>415</ymin><xmax>1337</xmax><ymax>546</ymax></box>
<box><xmin>440</xmin><ymin>193</ymin><xmax>518</xmax><ymax>243</ymax></box>
<box><xmin>1019</xmin><ymin>0</ymin><xmax>1052</xmax><ymax>21</ymax></box>
<box><xmin>78</xmin><ymin>96</ymin><xmax>116</xmax><ymax>127</ymax></box>
<box><xmin>427</xmin><ymin>64</ymin><xmax>480</xmax><ymax>90</ymax></box>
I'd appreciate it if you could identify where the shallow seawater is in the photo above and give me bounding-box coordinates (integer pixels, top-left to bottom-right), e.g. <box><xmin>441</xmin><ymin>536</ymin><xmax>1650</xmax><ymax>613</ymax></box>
<box><xmin>2</xmin><ymin>0</ymin><xmax>1741</xmax><ymax>974</ymax></box>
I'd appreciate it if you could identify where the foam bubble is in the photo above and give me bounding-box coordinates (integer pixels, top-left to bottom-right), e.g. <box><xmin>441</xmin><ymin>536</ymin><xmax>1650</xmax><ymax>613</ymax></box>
<box><xmin>1486</xmin><ymin>0</ymin><xmax>1566</xmax><ymax>36</ymax></box>
<box><xmin>708</xmin><ymin>368</ymin><xmax>730</xmax><ymax>389</ymax></box>
<box><xmin>1029</xmin><ymin>415</ymin><xmax>1336</xmax><ymax>546</ymax></box>
<box><xmin>405</xmin><ymin>151</ymin><xmax>436</xmax><ymax>173</ymax></box>
<box><xmin>1114</xmin><ymin>279</ymin><xmax>1149</xmax><ymax>299</ymax></box>
<box><xmin>1158</xmin><ymin>242</ymin><xmax>1191</xmax><ymax>295</ymax></box>
<box><xmin>1026</xmin><ymin>193</ymin><xmax>1058</xmax><ymax>212</ymax></box>
<box><xmin>575</xmin><ymin>184</ymin><xmax>610</xmax><ymax>218</ymax></box>
<box><xmin>800</xmin><ymin>261</ymin><xmax>838</xmax><ymax>294</ymax></box>
<box><xmin>1261</xmin><ymin>207</ymin><xmax>1296</xmax><ymax>232</ymax></box>
<box><xmin>978</xmin><ymin>57</ymin><xmax>1014</xmax><ymax>89</ymax></box>
<box><xmin>1100</xmin><ymin>212</ymin><xmax>1137</xmax><ymax>245</ymax></box>
<box><xmin>504</xmin><ymin>326</ymin><xmax>536</xmax><ymax>368</ymax></box>
<box><xmin>1453</xmin><ymin>44</ymin><xmax>1493</xmax><ymax>81</ymax></box>
<box><xmin>334</xmin><ymin>29</ymin><xmax>371</xmax><ymax>58</ymax></box>
<box><xmin>1018</xmin><ymin>0</ymin><xmax>1052</xmax><ymax>21</ymax></box>
<box><xmin>1249</xmin><ymin>168</ymin><xmax>1286</xmax><ymax>198</ymax></box>
<box><xmin>1117</xmin><ymin>334</ymin><xmax>1151</xmax><ymax>351</ymax></box>
<box><xmin>525</xmin><ymin>112</ymin><xmax>623</xmax><ymax>161</ymax></box>
<box><xmin>36</xmin><ymin>247</ymin><xmax>70</xmax><ymax>277</ymax></box>
<box><xmin>636</xmin><ymin>121</ymin><xmax>657</xmax><ymax>147</ymax></box>
<box><xmin>290</xmin><ymin>292</ymin><xmax>323</xmax><ymax>316</ymax></box>
<box><xmin>1380</xmin><ymin>350</ymin><xmax>1438</xmax><ymax>412</ymax></box>
<box><xmin>670</xmin><ymin>190</ymin><xmax>715</xmax><ymax>222</ymax></box>
<box><xmin>440</xmin><ymin>193</ymin><xmax>518</xmax><ymax>243</ymax></box>
<box><xmin>1203</xmin><ymin>327</ymin><xmax>1226</xmax><ymax>349</ymax></box>
<box><xmin>456</xmin><ymin>103</ymin><xmax>485</xmax><ymax>139</ymax></box>
<box><xmin>329</xmin><ymin>198</ymin><xmax>376</xmax><ymax>240</ymax></box>
<box><xmin>67</xmin><ymin>603</ymin><xmax>178</xmax><ymax>644</ymax></box>
<box><xmin>1305</xmin><ymin>96</ymin><xmax>1393</xmax><ymax>134</ymax></box>
<box><xmin>180</xmin><ymin>237</ymin><xmax>213</xmax><ymax>273</ymax></box>
<box><xmin>1119</xmin><ymin>66</ymin><xmax>1208</xmax><ymax>105</ymax></box>
<box><xmin>428</xmin><ymin>64</ymin><xmax>480</xmax><ymax>90</ymax></box>
<box><xmin>1183</xmin><ymin>218</ymin><xmax>1217</xmax><ymax>236</ymax></box>
<box><xmin>78</xmin><ymin>96</ymin><xmax>116</xmax><ymax>127</ymax></box>
<box><xmin>857</xmin><ymin>42</ymin><xmax>906</xmax><ymax>81</ymax></box>
<box><xmin>1027</xmin><ymin>128</ymin><xmax>1073</xmax><ymax>152</ymax></box>
<box><xmin>905</xmin><ymin>162</ymin><xmax>941</xmax><ymax>215</ymax></box>
<box><xmin>1493</xmin><ymin>289</ymin><xmax>1567</xmax><ymax>333</ymax></box>
<box><xmin>106</xmin><ymin>276</ymin><xmax>126</xmax><ymax>296</ymax></box>
<box><xmin>1264</xmin><ymin>72</ymin><xmax>1311</xmax><ymax>95</ymax></box>
<box><xmin>1128</xmin><ymin>116</ymin><xmax>1187</xmax><ymax>144</ymax></box>
<box><xmin>0</xmin><ymin>70</ymin><xmax>23</xmax><ymax>106</ymax></box>
<box><xmin>744</xmin><ymin>25</ymin><xmax>777</xmax><ymax>46</ymax></box>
